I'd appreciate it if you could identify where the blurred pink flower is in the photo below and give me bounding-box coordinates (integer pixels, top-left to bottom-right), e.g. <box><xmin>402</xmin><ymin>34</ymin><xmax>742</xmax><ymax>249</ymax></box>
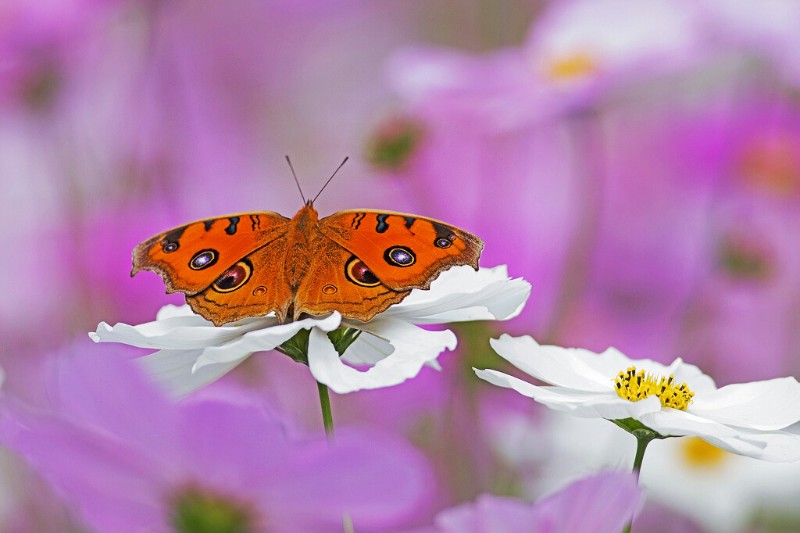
<box><xmin>369</xmin><ymin>106</ymin><xmax>580</xmax><ymax>332</ymax></box>
<box><xmin>0</xmin><ymin>0</ymin><xmax>117</xmax><ymax>112</ymax></box>
<box><xmin>1</xmin><ymin>347</ymin><xmax>435</xmax><ymax>532</ymax></box>
<box><xmin>556</xmin><ymin>108</ymin><xmax>717</xmax><ymax>361</ymax></box>
<box><xmin>672</xmin><ymin>100</ymin><xmax>800</xmax><ymax>383</ymax></box>
<box><xmin>427</xmin><ymin>471</ymin><xmax>642</xmax><ymax>533</ymax></box>
<box><xmin>378</xmin><ymin>1</ymin><xmax>719</xmax><ymax>338</ymax></box>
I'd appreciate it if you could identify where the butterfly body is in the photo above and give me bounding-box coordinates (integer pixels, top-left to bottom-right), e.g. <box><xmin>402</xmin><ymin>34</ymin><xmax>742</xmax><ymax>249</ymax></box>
<box><xmin>133</xmin><ymin>202</ymin><xmax>483</xmax><ymax>325</ymax></box>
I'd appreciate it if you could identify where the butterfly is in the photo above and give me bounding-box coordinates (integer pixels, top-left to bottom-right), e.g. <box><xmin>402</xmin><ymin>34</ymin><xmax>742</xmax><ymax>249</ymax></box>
<box><xmin>133</xmin><ymin>189</ymin><xmax>484</xmax><ymax>326</ymax></box>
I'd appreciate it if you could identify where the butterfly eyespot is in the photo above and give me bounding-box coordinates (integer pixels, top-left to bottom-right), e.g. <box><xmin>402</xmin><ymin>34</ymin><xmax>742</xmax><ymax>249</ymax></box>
<box><xmin>434</xmin><ymin>237</ymin><xmax>452</xmax><ymax>249</ymax></box>
<box><xmin>385</xmin><ymin>246</ymin><xmax>416</xmax><ymax>267</ymax></box>
<box><xmin>189</xmin><ymin>249</ymin><xmax>218</xmax><ymax>270</ymax></box>
<box><xmin>322</xmin><ymin>284</ymin><xmax>338</xmax><ymax>295</ymax></box>
<box><xmin>212</xmin><ymin>261</ymin><xmax>252</xmax><ymax>293</ymax></box>
<box><xmin>345</xmin><ymin>256</ymin><xmax>381</xmax><ymax>287</ymax></box>
<box><xmin>252</xmin><ymin>286</ymin><xmax>267</xmax><ymax>296</ymax></box>
<box><xmin>162</xmin><ymin>242</ymin><xmax>179</xmax><ymax>253</ymax></box>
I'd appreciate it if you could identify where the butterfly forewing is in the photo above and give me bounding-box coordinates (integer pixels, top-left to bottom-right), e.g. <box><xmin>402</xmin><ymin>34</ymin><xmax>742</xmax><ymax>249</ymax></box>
<box><xmin>318</xmin><ymin>210</ymin><xmax>483</xmax><ymax>291</ymax></box>
<box><xmin>132</xmin><ymin>212</ymin><xmax>290</xmax><ymax>295</ymax></box>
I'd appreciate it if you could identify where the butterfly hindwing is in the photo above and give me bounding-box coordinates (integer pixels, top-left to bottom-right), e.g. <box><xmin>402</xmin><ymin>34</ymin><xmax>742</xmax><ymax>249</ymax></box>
<box><xmin>294</xmin><ymin>237</ymin><xmax>411</xmax><ymax>322</ymax></box>
<box><xmin>186</xmin><ymin>238</ymin><xmax>295</xmax><ymax>325</ymax></box>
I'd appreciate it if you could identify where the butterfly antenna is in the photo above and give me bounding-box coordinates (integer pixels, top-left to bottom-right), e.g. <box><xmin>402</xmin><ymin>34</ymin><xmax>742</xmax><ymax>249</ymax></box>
<box><xmin>312</xmin><ymin>156</ymin><xmax>349</xmax><ymax>204</ymax></box>
<box><xmin>285</xmin><ymin>155</ymin><xmax>306</xmax><ymax>203</ymax></box>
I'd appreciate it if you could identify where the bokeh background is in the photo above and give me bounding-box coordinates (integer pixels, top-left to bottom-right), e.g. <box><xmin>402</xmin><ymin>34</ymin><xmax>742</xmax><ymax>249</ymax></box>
<box><xmin>2</xmin><ymin>0</ymin><xmax>800</xmax><ymax>531</ymax></box>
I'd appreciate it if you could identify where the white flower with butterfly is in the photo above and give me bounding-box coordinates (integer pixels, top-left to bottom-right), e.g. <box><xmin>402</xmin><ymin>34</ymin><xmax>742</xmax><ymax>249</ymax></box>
<box><xmin>92</xmin><ymin>265</ymin><xmax>530</xmax><ymax>395</ymax></box>
<box><xmin>92</xmin><ymin>160</ymin><xmax>530</xmax><ymax>398</ymax></box>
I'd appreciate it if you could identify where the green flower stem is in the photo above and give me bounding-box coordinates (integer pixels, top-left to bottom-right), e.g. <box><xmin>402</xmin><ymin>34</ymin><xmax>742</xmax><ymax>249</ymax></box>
<box><xmin>612</xmin><ymin>419</ymin><xmax>659</xmax><ymax>533</ymax></box>
<box><xmin>277</xmin><ymin>326</ymin><xmax>362</xmax><ymax>441</ymax></box>
<box><xmin>631</xmin><ymin>428</ymin><xmax>656</xmax><ymax>478</ymax></box>
<box><xmin>317</xmin><ymin>381</ymin><xmax>335</xmax><ymax>441</ymax></box>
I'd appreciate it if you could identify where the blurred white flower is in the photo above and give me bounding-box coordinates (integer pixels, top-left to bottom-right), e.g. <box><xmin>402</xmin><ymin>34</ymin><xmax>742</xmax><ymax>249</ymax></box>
<box><xmin>490</xmin><ymin>412</ymin><xmax>800</xmax><ymax>533</ymax></box>
<box><xmin>645</xmin><ymin>434</ymin><xmax>800</xmax><ymax>531</ymax></box>
<box><xmin>91</xmin><ymin>265</ymin><xmax>530</xmax><ymax>395</ymax></box>
<box><xmin>527</xmin><ymin>0</ymin><xmax>708</xmax><ymax>89</ymax></box>
<box><xmin>476</xmin><ymin>335</ymin><xmax>800</xmax><ymax>461</ymax></box>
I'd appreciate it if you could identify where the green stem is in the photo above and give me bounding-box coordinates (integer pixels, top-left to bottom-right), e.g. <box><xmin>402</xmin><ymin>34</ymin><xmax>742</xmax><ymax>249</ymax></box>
<box><xmin>631</xmin><ymin>428</ymin><xmax>655</xmax><ymax>478</ymax></box>
<box><xmin>623</xmin><ymin>429</ymin><xmax>656</xmax><ymax>533</ymax></box>
<box><xmin>317</xmin><ymin>381</ymin><xmax>335</xmax><ymax>441</ymax></box>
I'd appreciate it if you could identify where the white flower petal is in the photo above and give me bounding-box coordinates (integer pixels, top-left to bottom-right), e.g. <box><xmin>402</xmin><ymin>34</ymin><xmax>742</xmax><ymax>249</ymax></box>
<box><xmin>380</xmin><ymin>265</ymin><xmax>531</xmax><ymax>324</ymax></box>
<box><xmin>640</xmin><ymin>408</ymin><xmax>740</xmax><ymax>439</ymax></box>
<box><xmin>155</xmin><ymin>304</ymin><xmax>196</xmax><ymax>320</ymax></box>
<box><xmin>138</xmin><ymin>349</ymin><xmax>244</xmax><ymax>398</ymax></box>
<box><xmin>489</xmin><ymin>335</ymin><xmax>614</xmax><ymax>392</ymax></box>
<box><xmin>662</xmin><ymin>358</ymin><xmax>718</xmax><ymax>394</ymax></box>
<box><xmin>691</xmin><ymin>377</ymin><xmax>800</xmax><ymax>431</ymax></box>
<box><xmin>194</xmin><ymin>313</ymin><xmax>342</xmax><ymax>369</ymax></box>
<box><xmin>722</xmin><ymin>430</ymin><xmax>800</xmax><ymax>463</ymax></box>
<box><xmin>641</xmin><ymin>409</ymin><xmax>800</xmax><ymax>462</ymax></box>
<box><xmin>474</xmin><ymin>369</ymin><xmax>662</xmax><ymax>420</ymax></box>
<box><xmin>339</xmin><ymin>331</ymin><xmax>394</xmax><ymax>366</ymax></box>
<box><xmin>308</xmin><ymin>318</ymin><xmax>457</xmax><ymax>394</ymax></box>
<box><xmin>89</xmin><ymin>314</ymin><xmax>271</xmax><ymax>350</ymax></box>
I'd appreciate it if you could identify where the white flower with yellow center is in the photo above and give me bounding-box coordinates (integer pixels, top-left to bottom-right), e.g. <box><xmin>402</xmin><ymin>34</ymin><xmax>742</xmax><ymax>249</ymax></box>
<box><xmin>91</xmin><ymin>266</ymin><xmax>530</xmax><ymax>396</ymax></box>
<box><xmin>527</xmin><ymin>0</ymin><xmax>706</xmax><ymax>86</ymax></box>
<box><xmin>645</xmin><ymin>436</ymin><xmax>800</xmax><ymax>531</ymax></box>
<box><xmin>476</xmin><ymin>335</ymin><xmax>800</xmax><ymax>462</ymax></box>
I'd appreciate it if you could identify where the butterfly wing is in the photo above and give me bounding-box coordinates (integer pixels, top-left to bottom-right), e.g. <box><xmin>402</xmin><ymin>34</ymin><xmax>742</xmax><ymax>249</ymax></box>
<box><xmin>318</xmin><ymin>210</ymin><xmax>483</xmax><ymax>291</ymax></box>
<box><xmin>132</xmin><ymin>211</ymin><xmax>291</xmax><ymax>324</ymax></box>
<box><xmin>294</xmin><ymin>237</ymin><xmax>411</xmax><ymax>322</ymax></box>
<box><xmin>134</xmin><ymin>207</ymin><xmax>483</xmax><ymax>325</ymax></box>
<box><xmin>185</xmin><ymin>238</ymin><xmax>296</xmax><ymax>325</ymax></box>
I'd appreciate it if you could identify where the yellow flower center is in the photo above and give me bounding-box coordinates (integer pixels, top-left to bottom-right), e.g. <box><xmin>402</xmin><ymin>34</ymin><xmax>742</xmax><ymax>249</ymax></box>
<box><xmin>680</xmin><ymin>437</ymin><xmax>729</xmax><ymax>469</ymax></box>
<box><xmin>614</xmin><ymin>366</ymin><xmax>694</xmax><ymax>410</ymax></box>
<box><xmin>545</xmin><ymin>52</ymin><xmax>598</xmax><ymax>81</ymax></box>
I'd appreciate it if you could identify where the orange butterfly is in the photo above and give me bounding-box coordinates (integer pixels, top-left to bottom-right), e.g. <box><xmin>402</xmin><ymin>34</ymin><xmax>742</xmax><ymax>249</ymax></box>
<box><xmin>133</xmin><ymin>160</ymin><xmax>484</xmax><ymax>326</ymax></box>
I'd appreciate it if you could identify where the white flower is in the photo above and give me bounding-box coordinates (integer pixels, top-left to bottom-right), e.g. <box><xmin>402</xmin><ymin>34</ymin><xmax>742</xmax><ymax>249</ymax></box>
<box><xmin>91</xmin><ymin>265</ymin><xmax>530</xmax><ymax>395</ymax></box>
<box><xmin>475</xmin><ymin>334</ymin><xmax>800</xmax><ymax>462</ymax></box>
<box><xmin>527</xmin><ymin>0</ymin><xmax>707</xmax><ymax>87</ymax></box>
<box><xmin>643</xmin><ymin>434</ymin><xmax>800</xmax><ymax>531</ymax></box>
<box><xmin>488</xmin><ymin>412</ymin><xmax>800</xmax><ymax>532</ymax></box>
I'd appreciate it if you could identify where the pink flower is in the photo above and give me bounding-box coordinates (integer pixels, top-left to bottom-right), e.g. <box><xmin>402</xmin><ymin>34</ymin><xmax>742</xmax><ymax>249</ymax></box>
<box><xmin>428</xmin><ymin>472</ymin><xmax>642</xmax><ymax>533</ymax></box>
<box><xmin>669</xmin><ymin>100</ymin><xmax>800</xmax><ymax>383</ymax></box>
<box><xmin>1</xmin><ymin>345</ymin><xmax>434</xmax><ymax>532</ymax></box>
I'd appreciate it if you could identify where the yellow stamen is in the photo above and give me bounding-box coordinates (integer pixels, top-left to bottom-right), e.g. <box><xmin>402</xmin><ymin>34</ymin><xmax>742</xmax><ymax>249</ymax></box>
<box><xmin>681</xmin><ymin>437</ymin><xmax>729</xmax><ymax>468</ymax></box>
<box><xmin>545</xmin><ymin>52</ymin><xmax>598</xmax><ymax>81</ymax></box>
<box><xmin>614</xmin><ymin>366</ymin><xmax>694</xmax><ymax>410</ymax></box>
